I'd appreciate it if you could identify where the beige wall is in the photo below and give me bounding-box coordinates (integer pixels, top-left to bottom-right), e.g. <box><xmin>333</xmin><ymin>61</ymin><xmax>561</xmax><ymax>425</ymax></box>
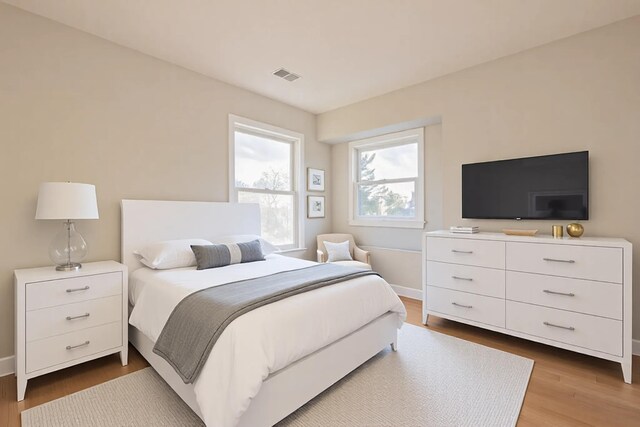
<box><xmin>0</xmin><ymin>4</ymin><xmax>331</xmax><ymax>359</ymax></box>
<box><xmin>320</xmin><ymin>17</ymin><xmax>640</xmax><ymax>337</ymax></box>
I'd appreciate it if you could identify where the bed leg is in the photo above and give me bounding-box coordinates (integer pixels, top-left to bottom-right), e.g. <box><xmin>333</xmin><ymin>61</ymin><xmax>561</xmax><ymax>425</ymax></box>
<box><xmin>390</xmin><ymin>339</ymin><xmax>397</xmax><ymax>352</ymax></box>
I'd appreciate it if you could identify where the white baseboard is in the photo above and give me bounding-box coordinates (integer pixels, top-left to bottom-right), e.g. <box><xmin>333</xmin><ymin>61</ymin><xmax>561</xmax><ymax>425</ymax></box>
<box><xmin>390</xmin><ymin>284</ymin><xmax>422</xmax><ymax>301</ymax></box>
<box><xmin>0</xmin><ymin>355</ymin><xmax>15</xmax><ymax>377</ymax></box>
<box><xmin>634</xmin><ymin>339</ymin><xmax>640</xmax><ymax>356</ymax></box>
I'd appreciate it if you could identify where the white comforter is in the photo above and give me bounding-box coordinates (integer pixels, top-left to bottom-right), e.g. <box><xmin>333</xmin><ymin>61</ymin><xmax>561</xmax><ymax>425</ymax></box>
<box><xmin>129</xmin><ymin>254</ymin><xmax>406</xmax><ymax>427</ymax></box>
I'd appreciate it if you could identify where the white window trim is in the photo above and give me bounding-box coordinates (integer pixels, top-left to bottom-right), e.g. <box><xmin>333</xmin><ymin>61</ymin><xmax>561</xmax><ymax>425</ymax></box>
<box><xmin>228</xmin><ymin>114</ymin><xmax>305</xmax><ymax>250</ymax></box>
<box><xmin>348</xmin><ymin>128</ymin><xmax>425</xmax><ymax>229</ymax></box>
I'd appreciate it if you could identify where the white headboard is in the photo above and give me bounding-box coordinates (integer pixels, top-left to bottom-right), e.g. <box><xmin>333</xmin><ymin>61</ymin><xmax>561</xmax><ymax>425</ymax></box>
<box><xmin>121</xmin><ymin>200</ymin><xmax>261</xmax><ymax>273</ymax></box>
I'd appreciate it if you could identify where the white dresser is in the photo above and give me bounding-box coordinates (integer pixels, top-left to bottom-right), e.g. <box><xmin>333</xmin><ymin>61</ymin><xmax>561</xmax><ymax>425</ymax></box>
<box><xmin>14</xmin><ymin>261</ymin><xmax>128</xmax><ymax>400</ymax></box>
<box><xmin>422</xmin><ymin>231</ymin><xmax>633</xmax><ymax>383</ymax></box>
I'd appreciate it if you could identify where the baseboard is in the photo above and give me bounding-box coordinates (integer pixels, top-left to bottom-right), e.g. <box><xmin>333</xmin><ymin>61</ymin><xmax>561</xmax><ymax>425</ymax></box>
<box><xmin>390</xmin><ymin>284</ymin><xmax>422</xmax><ymax>301</ymax></box>
<box><xmin>0</xmin><ymin>355</ymin><xmax>15</xmax><ymax>377</ymax></box>
<box><xmin>634</xmin><ymin>339</ymin><xmax>640</xmax><ymax>356</ymax></box>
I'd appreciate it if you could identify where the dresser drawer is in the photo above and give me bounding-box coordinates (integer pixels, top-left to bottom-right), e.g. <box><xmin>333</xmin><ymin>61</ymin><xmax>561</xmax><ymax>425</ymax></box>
<box><xmin>506</xmin><ymin>242</ymin><xmax>622</xmax><ymax>283</ymax></box>
<box><xmin>26</xmin><ymin>272</ymin><xmax>122</xmax><ymax>311</ymax></box>
<box><xmin>426</xmin><ymin>286</ymin><xmax>505</xmax><ymax>328</ymax></box>
<box><xmin>26</xmin><ymin>322</ymin><xmax>122</xmax><ymax>373</ymax></box>
<box><xmin>506</xmin><ymin>271</ymin><xmax>622</xmax><ymax>320</ymax></box>
<box><xmin>426</xmin><ymin>237</ymin><xmax>505</xmax><ymax>269</ymax></box>
<box><xmin>506</xmin><ymin>301</ymin><xmax>622</xmax><ymax>356</ymax></box>
<box><xmin>426</xmin><ymin>261</ymin><xmax>505</xmax><ymax>298</ymax></box>
<box><xmin>26</xmin><ymin>295</ymin><xmax>122</xmax><ymax>342</ymax></box>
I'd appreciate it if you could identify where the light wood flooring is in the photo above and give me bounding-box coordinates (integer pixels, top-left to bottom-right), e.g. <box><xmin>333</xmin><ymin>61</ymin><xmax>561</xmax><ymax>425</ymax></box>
<box><xmin>1</xmin><ymin>296</ymin><xmax>639</xmax><ymax>426</ymax></box>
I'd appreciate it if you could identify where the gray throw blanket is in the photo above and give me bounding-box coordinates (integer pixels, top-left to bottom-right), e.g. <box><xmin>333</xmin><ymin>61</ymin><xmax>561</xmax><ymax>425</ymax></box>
<box><xmin>153</xmin><ymin>263</ymin><xmax>379</xmax><ymax>383</ymax></box>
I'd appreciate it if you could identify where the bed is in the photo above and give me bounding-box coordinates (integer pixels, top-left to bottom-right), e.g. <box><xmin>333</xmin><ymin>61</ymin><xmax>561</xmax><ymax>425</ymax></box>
<box><xmin>122</xmin><ymin>199</ymin><xmax>406</xmax><ymax>427</ymax></box>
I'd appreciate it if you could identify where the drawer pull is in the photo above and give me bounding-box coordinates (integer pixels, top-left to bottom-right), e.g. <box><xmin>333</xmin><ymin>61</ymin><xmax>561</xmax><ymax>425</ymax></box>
<box><xmin>66</xmin><ymin>313</ymin><xmax>90</xmax><ymax>321</ymax></box>
<box><xmin>543</xmin><ymin>289</ymin><xmax>575</xmax><ymax>297</ymax></box>
<box><xmin>66</xmin><ymin>340</ymin><xmax>90</xmax><ymax>350</ymax></box>
<box><xmin>452</xmin><ymin>302</ymin><xmax>473</xmax><ymax>309</ymax></box>
<box><xmin>66</xmin><ymin>286</ymin><xmax>90</xmax><ymax>293</ymax></box>
<box><xmin>451</xmin><ymin>250</ymin><xmax>473</xmax><ymax>254</ymax></box>
<box><xmin>543</xmin><ymin>321</ymin><xmax>575</xmax><ymax>331</ymax></box>
<box><xmin>542</xmin><ymin>258</ymin><xmax>575</xmax><ymax>264</ymax></box>
<box><xmin>452</xmin><ymin>276</ymin><xmax>473</xmax><ymax>281</ymax></box>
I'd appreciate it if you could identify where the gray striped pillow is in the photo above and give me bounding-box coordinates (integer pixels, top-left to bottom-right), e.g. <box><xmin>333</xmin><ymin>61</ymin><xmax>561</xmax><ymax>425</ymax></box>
<box><xmin>191</xmin><ymin>239</ymin><xmax>265</xmax><ymax>270</ymax></box>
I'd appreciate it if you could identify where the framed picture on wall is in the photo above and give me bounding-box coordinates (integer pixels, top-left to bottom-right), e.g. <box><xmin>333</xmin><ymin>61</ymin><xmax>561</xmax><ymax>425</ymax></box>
<box><xmin>307</xmin><ymin>168</ymin><xmax>325</xmax><ymax>192</ymax></box>
<box><xmin>307</xmin><ymin>196</ymin><xmax>325</xmax><ymax>218</ymax></box>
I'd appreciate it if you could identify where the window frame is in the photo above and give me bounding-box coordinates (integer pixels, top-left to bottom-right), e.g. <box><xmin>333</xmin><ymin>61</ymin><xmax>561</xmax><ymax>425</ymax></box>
<box><xmin>348</xmin><ymin>128</ymin><xmax>425</xmax><ymax>229</ymax></box>
<box><xmin>229</xmin><ymin>114</ymin><xmax>305</xmax><ymax>251</ymax></box>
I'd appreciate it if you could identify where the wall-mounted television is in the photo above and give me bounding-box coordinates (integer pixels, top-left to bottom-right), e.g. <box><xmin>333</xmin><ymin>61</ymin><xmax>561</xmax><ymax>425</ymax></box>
<box><xmin>462</xmin><ymin>151</ymin><xmax>589</xmax><ymax>220</ymax></box>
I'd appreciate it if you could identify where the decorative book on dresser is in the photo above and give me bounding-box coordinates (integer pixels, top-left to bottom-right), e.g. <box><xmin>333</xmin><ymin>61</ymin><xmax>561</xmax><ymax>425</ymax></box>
<box><xmin>422</xmin><ymin>230</ymin><xmax>633</xmax><ymax>383</ymax></box>
<box><xmin>14</xmin><ymin>261</ymin><xmax>128</xmax><ymax>400</ymax></box>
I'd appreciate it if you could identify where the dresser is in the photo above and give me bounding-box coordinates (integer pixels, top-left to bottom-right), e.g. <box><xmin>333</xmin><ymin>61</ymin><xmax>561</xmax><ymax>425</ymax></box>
<box><xmin>422</xmin><ymin>231</ymin><xmax>633</xmax><ymax>383</ymax></box>
<box><xmin>14</xmin><ymin>261</ymin><xmax>128</xmax><ymax>400</ymax></box>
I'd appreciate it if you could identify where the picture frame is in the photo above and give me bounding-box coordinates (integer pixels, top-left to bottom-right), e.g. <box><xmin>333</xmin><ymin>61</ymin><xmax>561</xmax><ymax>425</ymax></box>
<box><xmin>307</xmin><ymin>168</ymin><xmax>325</xmax><ymax>192</ymax></box>
<box><xmin>307</xmin><ymin>195</ymin><xmax>325</xmax><ymax>218</ymax></box>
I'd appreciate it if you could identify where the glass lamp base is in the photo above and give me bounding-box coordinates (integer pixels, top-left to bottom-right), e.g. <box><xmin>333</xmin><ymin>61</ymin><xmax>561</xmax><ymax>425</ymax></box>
<box><xmin>56</xmin><ymin>262</ymin><xmax>82</xmax><ymax>272</ymax></box>
<box><xmin>49</xmin><ymin>221</ymin><xmax>88</xmax><ymax>269</ymax></box>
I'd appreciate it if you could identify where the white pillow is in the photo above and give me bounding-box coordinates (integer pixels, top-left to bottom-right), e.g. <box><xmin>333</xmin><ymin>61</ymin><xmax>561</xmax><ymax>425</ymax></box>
<box><xmin>134</xmin><ymin>239</ymin><xmax>212</xmax><ymax>270</ymax></box>
<box><xmin>324</xmin><ymin>240</ymin><xmax>353</xmax><ymax>262</ymax></box>
<box><xmin>211</xmin><ymin>234</ymin><xmax>279</xmax><ymax>255</ymax></box>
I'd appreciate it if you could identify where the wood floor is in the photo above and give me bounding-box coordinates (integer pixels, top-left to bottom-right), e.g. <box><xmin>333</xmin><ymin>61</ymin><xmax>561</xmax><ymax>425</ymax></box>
<box><xmin>1</xmin><ymin>296</ymin><xmax>639</xmax><ymax>426</ymax></box>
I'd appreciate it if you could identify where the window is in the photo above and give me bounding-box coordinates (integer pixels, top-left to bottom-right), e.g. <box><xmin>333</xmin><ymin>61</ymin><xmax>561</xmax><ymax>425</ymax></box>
<box><xmin>229</xmin><ymin>115</ymin><xmax>304</xmax><ymax>250</ymax></box>
<box><xmin>349</xmin><ymin>128</ymin><xmax>424</xmax><ymax>228</ymax></box>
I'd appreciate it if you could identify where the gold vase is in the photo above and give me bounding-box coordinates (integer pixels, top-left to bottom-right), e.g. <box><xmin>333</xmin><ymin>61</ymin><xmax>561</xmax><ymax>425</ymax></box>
<box><xmin>552</xmin><ymin>225</ymin><xmax>564</xmax><ymax>238</ymax></box>
<box><xmin>567</xmin><ymin>223</ymin><xmax>584</xmax><ymax>238</ymax></box>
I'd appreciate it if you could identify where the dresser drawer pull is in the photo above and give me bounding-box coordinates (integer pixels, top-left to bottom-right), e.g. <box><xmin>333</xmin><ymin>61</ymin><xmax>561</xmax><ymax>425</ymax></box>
<box><xmin>543</xmin><ymin>321</ymin><xmax>575</xmax><ymax>331</ymax></box>
<box><xmin>452</xmin><ymin>302</ymin><xmax>473</xmax><ymax>309</ymax></box>
<box><xmin>542</xmin><ymin>257</ymin><xmax>575</xmax><ymax>264</ymax></box>
<box><xmin>543</xmin><ymin>289</ymin><xmax>575</xmax><ymax>297</ymax></box>
<box><xmin>66</xmin><ymin>341</ymin><xmax>90</xmax><ymax>350</ymax></box>
<box><xmin>451</xmin><ymin>250</ymin><xmax>473</xmax><ymax>254</ymax></box>
<box><xmin>66</xmin><ymin>313</ymin><xmax>90</xmax><ymax>321</ymax></box>
<box><xmin>66</xmin><ymin>286</ymin><xmax>90</xmax><ymax>293</ymax></box>
<box><xmin>451</xmin><ymin>276</ymin><xmax>473</xmax><ymax>281</ymax></box>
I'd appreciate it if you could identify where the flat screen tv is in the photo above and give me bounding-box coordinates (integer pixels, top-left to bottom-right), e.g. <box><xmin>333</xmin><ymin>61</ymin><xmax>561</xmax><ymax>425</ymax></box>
<box><xmin>462</xmin><ymin>151</ymin><xmax>589</xmax><ymax>220</ymax></box>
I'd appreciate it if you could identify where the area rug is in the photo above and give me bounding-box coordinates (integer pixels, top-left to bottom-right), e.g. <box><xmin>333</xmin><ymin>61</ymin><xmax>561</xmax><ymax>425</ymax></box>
<box><xmin>22</xmin><ymin>324</ymin><xmax>533</xmax><ymax>426</ymax></box>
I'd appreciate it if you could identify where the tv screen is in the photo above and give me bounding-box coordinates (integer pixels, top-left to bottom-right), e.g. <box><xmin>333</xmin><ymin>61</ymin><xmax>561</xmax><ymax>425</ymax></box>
<box><xmin>462</xmin><ymin>151</ymin><xmax>589</xmax><ymax>220</ymax></box>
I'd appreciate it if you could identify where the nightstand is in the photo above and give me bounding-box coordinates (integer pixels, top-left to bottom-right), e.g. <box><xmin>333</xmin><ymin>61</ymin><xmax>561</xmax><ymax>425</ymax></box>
<box><xmin>14</xmin><ymin>260</ymin><xmax>128</xmax><ymax>401</ymax></box>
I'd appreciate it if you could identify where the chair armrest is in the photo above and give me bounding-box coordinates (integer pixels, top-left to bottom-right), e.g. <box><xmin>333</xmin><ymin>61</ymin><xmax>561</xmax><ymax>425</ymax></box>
<box><xmin>317</xmin><ymin>250</ymin><xmax>326</xmax><ymax>263</ymax></box>
<box><xmin>353</xmin><ymin>246</ymin><xmax>371</xmax><ymax>265</ymax></box>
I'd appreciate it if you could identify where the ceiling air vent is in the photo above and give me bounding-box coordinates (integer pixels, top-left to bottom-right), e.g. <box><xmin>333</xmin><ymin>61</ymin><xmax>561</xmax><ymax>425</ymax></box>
<box><xmin>273</xmin><ymin>68</ymin><xmax>301</xmax><ymax>82</ymax></box>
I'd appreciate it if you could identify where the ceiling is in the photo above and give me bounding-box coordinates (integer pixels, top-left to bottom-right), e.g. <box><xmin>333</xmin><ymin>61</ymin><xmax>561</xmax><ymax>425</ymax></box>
<box><xmin>4</xmin><ymin>0</ymin><xmax>640</xmax><ymax>113</ymax></box>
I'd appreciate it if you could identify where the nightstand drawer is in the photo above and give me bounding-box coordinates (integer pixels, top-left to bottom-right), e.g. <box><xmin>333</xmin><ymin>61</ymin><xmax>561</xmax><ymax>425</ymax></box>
<box><xmin>26</xmin><ymin>295</ymin><xmax>122</xmax><ymax>342</ymax></box>
<box><xmin>26</xmin><ymin>322</ymin><xmax>122</xmax><ymax>373</ymax></box>
<box><xmin>26</xmin><ymin>272</ymin><xmax>122</xmax><ymax>311</ymax></box>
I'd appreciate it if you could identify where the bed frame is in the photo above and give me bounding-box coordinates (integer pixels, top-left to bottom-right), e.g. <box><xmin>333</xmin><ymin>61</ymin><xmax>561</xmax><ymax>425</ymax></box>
<box><xmin>121</xmin><ymin>200</ymin><xmax>398</xmax><ymax>426</ymax></box>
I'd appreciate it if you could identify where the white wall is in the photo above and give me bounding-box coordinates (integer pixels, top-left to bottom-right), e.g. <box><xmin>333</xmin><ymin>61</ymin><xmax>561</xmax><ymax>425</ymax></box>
<box><xmin>0</xmin><ymin>4</ymin><xmax>332</xmax><ymax>359</ymax></box>
<box><xmin>320</xmin><ymin>16</ymin><xmax>640</xmax><ymax>339</ymax></box>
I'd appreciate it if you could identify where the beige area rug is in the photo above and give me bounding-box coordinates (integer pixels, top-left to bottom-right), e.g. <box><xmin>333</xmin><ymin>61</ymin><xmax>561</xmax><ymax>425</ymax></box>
<box><xmin>22</xmin><ymin>324</ymin><xmax>533</xmax><ymax>427</ymax></box>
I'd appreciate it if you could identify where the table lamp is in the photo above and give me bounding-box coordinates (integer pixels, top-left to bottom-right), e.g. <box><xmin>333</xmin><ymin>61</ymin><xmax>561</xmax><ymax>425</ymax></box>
<box><xmin>35</xmin><ymin>182</ymin><xmax>99</xmax><ymax>271</ymax></box>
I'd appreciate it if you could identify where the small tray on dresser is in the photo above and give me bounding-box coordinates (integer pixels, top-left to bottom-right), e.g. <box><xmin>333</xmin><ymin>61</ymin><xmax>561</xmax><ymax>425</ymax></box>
<box><xmin>502</xmin><ymin>228</ymin><xmax>538</xmax><ymax>236</ymax></box>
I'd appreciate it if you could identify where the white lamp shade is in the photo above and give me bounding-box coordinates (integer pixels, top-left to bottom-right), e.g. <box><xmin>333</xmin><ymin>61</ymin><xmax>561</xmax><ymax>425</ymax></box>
<box><xmin>35</xmin><ymin>182</ymin><xmax>99</xmax><ymax>220</ymax></box>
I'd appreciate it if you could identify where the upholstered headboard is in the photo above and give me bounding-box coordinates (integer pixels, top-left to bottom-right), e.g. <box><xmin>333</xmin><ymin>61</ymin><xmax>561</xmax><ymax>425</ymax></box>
<box><xmin>121</xmin><ymin>200</ymin><xmax>261</xmax><ymax>273</ymax></box>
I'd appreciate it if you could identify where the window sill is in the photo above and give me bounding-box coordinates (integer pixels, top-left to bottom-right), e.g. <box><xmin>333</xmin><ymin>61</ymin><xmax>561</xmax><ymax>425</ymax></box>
<box><xmin>276</xmin><ymin>247</ymin><xmax>307</xmax><ymax>254</ymax></box>
<box><xmin>349</xmin><ymin>219</ymin><xmax>425</xmax><ymax>229</ymax></box>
